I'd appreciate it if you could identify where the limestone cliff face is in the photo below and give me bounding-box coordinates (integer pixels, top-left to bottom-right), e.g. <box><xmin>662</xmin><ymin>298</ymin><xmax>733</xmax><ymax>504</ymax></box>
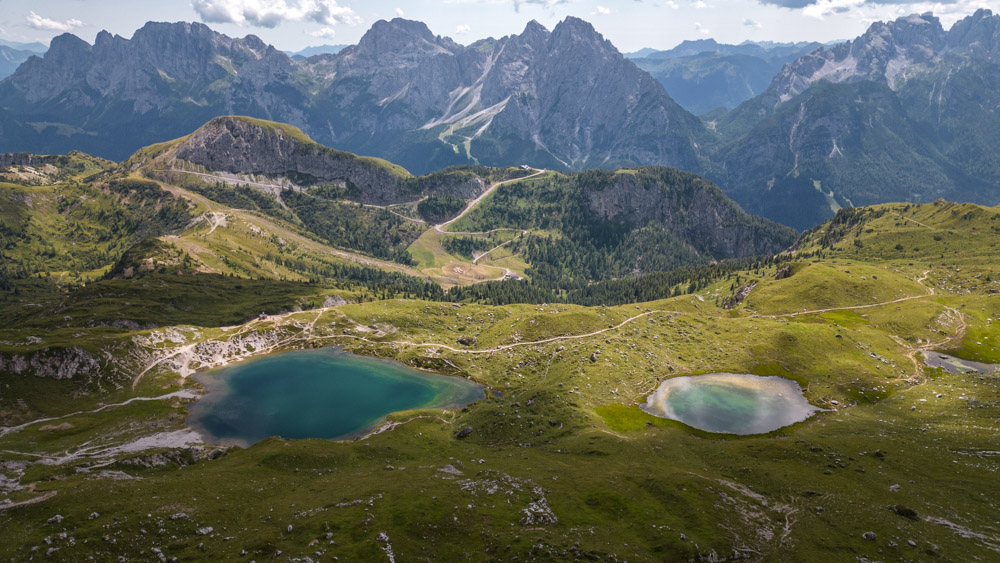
<box><xmin>764</xmin><ymin>13</ymin><xmax>946</xmax><ymax>105</ymax></box>
<box><xmin>583</xmin><ymin>168</ymin><xmax>797</xmax><ymax>259</ymax></box>
<box><xmin>0</xmin><ymin>153</ymin><xmax>45</xmax><ymax>167</ymax></box>
<box><xmin>0</xmin><ymin>347</ymin><xmax>100</xmax><ymax>380</ymax></box>
<box><xmin>172</xmin><ymin>117</ymin><xmax>408</xmax><ymax>204</ymax></box>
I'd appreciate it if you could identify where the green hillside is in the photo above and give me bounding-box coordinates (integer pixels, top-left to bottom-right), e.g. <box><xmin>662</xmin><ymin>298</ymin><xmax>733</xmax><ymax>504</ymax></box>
<box><xmin>1</xmin><ymin>123</ymin><xmax>998</xmax><ymax>561</ymax></box>
<box><xmin>0</xmin><ymin>197</ymin><xmax>998</xmax><ymax>560</ymax></box>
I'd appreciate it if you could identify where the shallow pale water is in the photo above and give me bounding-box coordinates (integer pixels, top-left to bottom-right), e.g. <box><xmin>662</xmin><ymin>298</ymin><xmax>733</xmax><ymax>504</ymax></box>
<box><xmin>187</xmin><ymin>348</ymin><xmax>483</xmax><ymax>446</ymax></box>
<box><xmin>642</xmin><ymin>373</ymin><xmax>822</xmax><ymax>435</ymax></box>
<box><xmin>920</xmin><ymin>351</ymin><xmax>999</xmax><ymax>375</ymax></box>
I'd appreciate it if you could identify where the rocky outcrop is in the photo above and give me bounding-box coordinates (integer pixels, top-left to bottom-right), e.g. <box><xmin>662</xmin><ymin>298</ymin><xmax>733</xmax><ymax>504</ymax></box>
<box><xmin>0</xmin><ymin>347</ymin><xmax>100</xmax><ymax>379</ymax></box>
<box><xmin>0</xmin><ymin>153</ymin><xmax>43</xmax><ymax>167</ymax></box>
<box><xmin>171</xmin><ymin>117</ymin><xmax>411</xmax><ymax>204</ymax></box>
<box><xmin>722</xmin><ymin>281</ymin><xmax>758</xmax><ymax>309</ymax></box>
<box><xmin>164</xmin><ymin>116</ymin><xmax>488</xmax><ymax>204</ymax></box>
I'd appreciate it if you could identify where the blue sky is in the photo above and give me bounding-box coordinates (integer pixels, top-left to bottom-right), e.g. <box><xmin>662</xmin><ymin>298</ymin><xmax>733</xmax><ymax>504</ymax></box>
<box><xmin>2</xmin><ymin>0</ymin><xmax>997</xmax><ymax>52</ymax></box>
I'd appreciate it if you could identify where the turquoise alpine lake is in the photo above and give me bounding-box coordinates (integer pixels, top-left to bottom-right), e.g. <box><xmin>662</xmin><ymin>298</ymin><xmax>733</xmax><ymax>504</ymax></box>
<box><xmin>187</xmin><ymin>348</ymin><xmax>484</xmax><ymax>446</ymax></box>
<box><xmin>642</xmin><ymin>373</ymin><xmax>822</xmax><ymax>435</ymax></box>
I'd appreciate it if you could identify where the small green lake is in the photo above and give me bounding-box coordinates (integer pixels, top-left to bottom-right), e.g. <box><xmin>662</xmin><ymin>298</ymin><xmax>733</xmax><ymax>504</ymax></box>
<box><xmin>187</xmin><ymin>348</ymin><xmax>483</xmax><ymax>446</ymax></box>
<box><xmin>642</xmin><ymin>373</ymin><xmax>822</xmax><ymax>435</ymax></box>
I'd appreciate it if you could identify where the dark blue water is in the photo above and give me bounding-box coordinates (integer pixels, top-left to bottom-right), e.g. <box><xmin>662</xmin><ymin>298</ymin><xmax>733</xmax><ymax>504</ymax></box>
<box><xmin>187</xmin><ymin>348</ymin><xmax>483</xmax><ymax>446</ymax></box>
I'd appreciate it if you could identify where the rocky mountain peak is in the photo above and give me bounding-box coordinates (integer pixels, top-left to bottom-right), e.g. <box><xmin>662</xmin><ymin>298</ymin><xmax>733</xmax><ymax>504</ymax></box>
<box><xmin>764</xmin><ymin>12</ymin><xmax>949</xmax><ymax>103</ymax></box>
<box><xmin>348</xmin><ymin>18</ymin><xmax>453</xmax><ymax>60</ymax></box>
<box><xmin>522</xmin><ymin>20</ymin><xmax>548</xmax><ymax>37</ymax></box>
<box><xmin>46</xmin><ymin>33</ymin><xmax>92</xmax><ymax>59</ymax></box>
<box><xmin>501</xmin><ymin>20</ymin><xmax>547</xmax><ymax>53</ymax></box>
<box><xmin>947</xmin><ymin>8</ymin><xmax>1000</xmax><ymax>61</ymax></box>
<box><xmin>388</xmin><ymin>18</ymin><xmax>437</xmax><ymax>41</ymax></box>
<box><xmin>130</xmin><ymin>21</ymin><xmax>219</xmax><ymax>51</ymax></box>
<box><xmin>550</xmin><ymin>16</ymin><xmax>609</xmax><ymax>52</ymax></box>
<box><xmin>8</xmin><ymin>33</ymin><xmax>93</xmax><ymax>101</ymax></box>
<box><xmin>858</xmin><ymin>12</ymin><xmax>944</xmax><ymax>55</ymax></box>
<box><xmin>94</xmin><ymin>30</ymin><xmax>115</xmax><ymax>49</ymax></box>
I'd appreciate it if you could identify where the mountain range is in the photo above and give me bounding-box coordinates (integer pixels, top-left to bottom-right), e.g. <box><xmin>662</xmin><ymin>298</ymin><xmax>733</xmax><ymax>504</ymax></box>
<box><xmin>717</xmin><ymin>9</ymin><xmax>1000</xmax><ymax>228</ymax></box>
<box><xmin>1</xmin><ymin>11</ymin><xmax>999</xmax><ymax>229</ymax></box>
<box><xmin>0</xmin><ymin>45</ymin><xmax>42</xmax><ymax>81</ymax></box>
<box><xmin>3</xmin><ymin>10</ymin><xmax>1000</xmax><ymax>560</ymax></box>
<box><xmin>0</xmin><ymin>18</ymin><xmax>706</xmax><ymax>178</ymax></box>
<box><xmin>0</xmin><ymin>39</ymin><xmax>47</xmax><ymax>53</ymax></box>
<box><xmin>627</xmin><ymin>39</ymin><xmax>823</xmax><ymax>114</ymax></box>
<box><xmin>0</xmin><ymin>114</ymin><xmax>795</xmax><ymax>291</ymax></box>
<box><xmin>285</xmin><ymin>44</ymin><xmax>347</xmax><ymax>60</ymax></box>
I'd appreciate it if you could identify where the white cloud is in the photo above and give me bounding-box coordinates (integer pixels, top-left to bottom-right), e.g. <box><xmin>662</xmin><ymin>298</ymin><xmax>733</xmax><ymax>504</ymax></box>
<box><xmin>693</xmin><ymin>0</ymin><xmax>709</xmax><ymax>8</ymax></box>
<box><xmin>442</xmin><ymin>0</ymin><xmax>570</xmax><ymax>12</ymax></box>
<box><xmin>801</xmin><ymin>0</ymin><xmax>864</xmax><ymax>20</ymax></box>
<box><xmin>593</xmin><ymin>5</ymin><xmax>612</xmax><ymax>15</ymax></box>
<box><xmin>311</xmin><ymin>26</ymin><xmax>336</xmax><ymax>39</ymax></box>
<box><xmin>191</xmin><ymin>0</ymin><xmax>361</xmax><ymax>29</ymax></box>
<box><xmin>26</xmin><ymin>11</ymin><xmax>84</xmax><ymax>32</ymax></box>
<box><xmin>666</xmin><ymin>1</ymin><xmax>680</xmax><ymax>8</ymax></box>
<box><xmin>695</xmin><ymin>21</ymin><xmax>710</xmax><ymax>34</ymax></box>
<box><xmin>512</xmin><ymin>0</ymin><xmax>571</xmax><ymax>10</ymax></box>
<box><xmin>744</xmin><ymin>17</ymin><xmax>764</xmax><ymax>28</ymax></box>
<box><xmin>455</xmin><ymin>23</ymin><xmax>472</xmax><ymax>34</ymax></box>
<box><xmin>757</xmin><ymin>0</ymin><xmax>989</xmax><ymax>27</ymax></box>
<box><xmin>395</xmin><ymin>8</ymin><xmax>405</xmax><ymax>17</ymax></box>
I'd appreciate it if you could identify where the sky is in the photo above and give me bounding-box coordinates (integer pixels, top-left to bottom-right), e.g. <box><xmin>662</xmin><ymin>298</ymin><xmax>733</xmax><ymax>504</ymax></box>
<box><xmin>1</xmin><ymin>0</ymin><xmax>997</xmax><ymax>53</ymax></box>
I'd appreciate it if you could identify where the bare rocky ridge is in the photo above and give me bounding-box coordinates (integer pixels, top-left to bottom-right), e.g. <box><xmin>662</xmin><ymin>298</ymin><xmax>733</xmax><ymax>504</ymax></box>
<box><xmin>153</xmin><ymin>116</ymin><xmax>484</xmax><ymax>205</ymax></box>
<box><xmin>170</xmin><ymin>117</ymin><xmax>409</xmax><ymax>204</ymax></box>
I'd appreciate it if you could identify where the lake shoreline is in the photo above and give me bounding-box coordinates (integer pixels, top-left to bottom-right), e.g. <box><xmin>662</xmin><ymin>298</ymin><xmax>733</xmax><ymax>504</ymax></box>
<box><xmin>642</xmin><ymin>373</ymin><xmax>825</xmax><ymax>435</ymax></box>
<box><xmin>185</xmin><ymin>347</ymin><xmax>484</xmax><ymax>447</ymax></box>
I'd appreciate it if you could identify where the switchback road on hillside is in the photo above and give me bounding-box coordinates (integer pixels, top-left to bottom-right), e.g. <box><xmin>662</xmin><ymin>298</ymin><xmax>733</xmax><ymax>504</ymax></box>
<box><xmin>435</xmin><ymin>169</ymin><xmax>545</xmax><ymax>233</ymax></box>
